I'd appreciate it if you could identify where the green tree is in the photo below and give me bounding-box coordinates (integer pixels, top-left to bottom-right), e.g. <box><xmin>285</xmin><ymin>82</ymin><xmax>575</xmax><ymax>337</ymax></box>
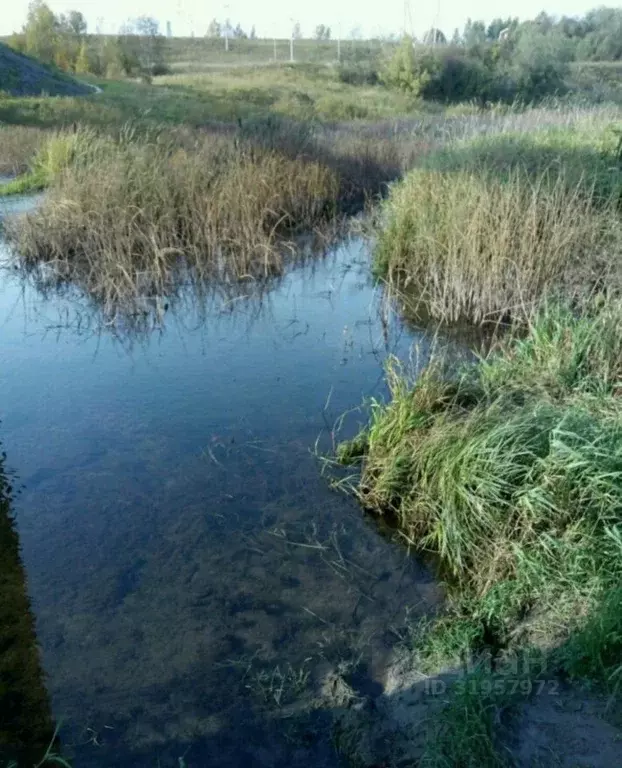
<box><xmin>315</xmin><ymin>24</ymin><xmax>331</xmax><ymax>41</ymax></box>
<box><xmin>511</xmin><ymin>26</ymin><xmax>571</xmax><ymax>99</ymax></box>
<box><xmin>463</xmin><ymin>19</ymin><xmax>487</xmax><ymax>47</ymax></box>
<box><xmin>66</xmin><ymin>10</ymin><xmax>87</xmax><ymax>36</ymax></box>
<box><xmin>381</xmin><ymin>36</ymin><xmax>430</xmax><ymax>95</ymax></box>
<box><xmin>23</xmin><ymin>0</ymin><xmax>59</xmax><ymax>65</ymax></box>
<box><xmin>206</xmin><ymin>18</ymin><xmax>221</xmax><ymax>38</ymax></box>
<box><xmin>102</xmin><ymin>36</ymin><xmax>125</xmax><ymax>77</ymax></box>
<box><xmin>74</xmin><ymin>40</ymin><xmax>90</xmax><ymax>73</ymax></box>
<box><xmin>423</xmin><ymin>28</ymin><xmax>446</xmax><ymax>45</ymax></box>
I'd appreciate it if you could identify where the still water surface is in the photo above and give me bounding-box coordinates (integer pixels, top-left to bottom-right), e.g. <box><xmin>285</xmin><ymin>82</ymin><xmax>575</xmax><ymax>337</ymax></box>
<box><xmin>0</xmin><ymin>201</ymin><xmax>441</xmax><ymax>766</ymax></box>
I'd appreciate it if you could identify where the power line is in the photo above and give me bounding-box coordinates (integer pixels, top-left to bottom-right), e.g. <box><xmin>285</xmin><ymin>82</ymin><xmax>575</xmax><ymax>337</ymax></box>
<box><xmin>403</xmin><ymin>0</ymin><xmax>414</xmax><ymax>38</ymax></box>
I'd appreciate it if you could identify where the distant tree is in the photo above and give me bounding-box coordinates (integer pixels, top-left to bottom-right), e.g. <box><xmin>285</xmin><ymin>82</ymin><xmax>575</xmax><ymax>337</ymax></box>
<box><xmin>486</xmin><ymin>17</ymin><xmax>517</xmax><ymax>41</ymax></box>
<box><xmin>135</xmin><ymin>16</ymin><xmax>165</xmax><ymax>74</ymax></box>
<box><xmin>315</xmin><ymin>24</ymin><xmax>331</xmax><ymax>41</ymax></box>
<box><xmin>118</xmin><ymin>16</ymin><xmax>165</xmax><ymax>76</ymax></box>
<box><xmin>66</xmin><ymin>10</ymin><xmax>87</xmax><ymax>36</ymax></box>
<box><xmin>102</xmin><ymin>36</ymin><xmax>125</xmax><ymax>77</ymax></box>
<box><xmin>74</xmin><ymin>40</ymin><xmax>90</xmax><ymax>73</ymax></box>
<box><xmin>233</xmin><ymin>23</ymin><xmax>247</xmax><ymax>39</ymax></box>
<box><xmin>206</xmin><ymin>18</ymin><xmax>221</xmax><ymax>38</ymax></box>
<box><xmin>534</xmin><ymin>11</ymin><xmax>554</xmax><ymax>33</ymax></box>
<box><xmin>450</xmin><ymin>27</ymin><xmax>462</xmax><ymax>46</ymax></box>
<box><xmin>23</xmin><ymin>1</ymin><xmax>59</xmax><ymax>66</ymax></box>
<box><xmin>512</xmin><ymin>25</ymin><xmax>571</xmax><ymax>98</ymax></box>
<box><xmin>249</xmin><ymin>25</ymin><xmax>256</xmax><ymax>40</ymax></box>
<box><xmin>463</xmin><ymin>19</ymin><xmax>486</xmax><ymax>47</ymax></box>
<box><xmin>423</xmin><ymin>28</ymin><xmax>446</xmax><ymax>45</ymax></box>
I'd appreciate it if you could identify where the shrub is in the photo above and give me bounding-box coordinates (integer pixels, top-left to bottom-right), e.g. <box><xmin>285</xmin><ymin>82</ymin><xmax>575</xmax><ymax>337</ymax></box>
<box><xmin>511</xmin><ymin>26</ymin><xmax>572</xmax><ymax>100</ymax></box>
<box><xmin>380</xmin><ymin>37</ymin><xmax>429</xmax><ymax>96</ymax></box>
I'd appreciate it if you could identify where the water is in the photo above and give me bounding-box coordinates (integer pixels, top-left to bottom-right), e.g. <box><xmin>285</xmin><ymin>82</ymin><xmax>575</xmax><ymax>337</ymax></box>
<box><xmin>0</xmin><ymin>213</ymin><xmax>442</xmax><ymax>766</ymax></box>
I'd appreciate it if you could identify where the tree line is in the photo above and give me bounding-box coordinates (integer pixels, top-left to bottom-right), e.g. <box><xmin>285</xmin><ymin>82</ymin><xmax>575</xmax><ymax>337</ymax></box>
<box><xmin>9</xmin><ymin>0</ymin><xmax>167</xmax><ymax>79</ymax></box>
<box><xmin>378</xmin><ymin>8</ymin><xmax>622</xmax><ymax>103</ymax></box>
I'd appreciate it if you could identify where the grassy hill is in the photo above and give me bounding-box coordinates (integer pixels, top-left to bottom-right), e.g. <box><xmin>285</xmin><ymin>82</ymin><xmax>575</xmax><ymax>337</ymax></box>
<box><xmin>0</xmin><ymin>42</ymin><xmax>92</xmax><ymax>96</ymax></box>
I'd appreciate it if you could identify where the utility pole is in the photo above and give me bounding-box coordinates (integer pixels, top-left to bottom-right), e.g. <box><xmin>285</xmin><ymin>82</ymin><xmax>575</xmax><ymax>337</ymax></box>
<box><xmin>290</xmin><ymin>18</ymin><xmax>295</xmax><ymax>62</ymax></box>
<box><xmin>273</xmin><ymin>37</ymin><xmax>277</xmax><ymax>62</ymax></box>
<box><xmin>403</xmin><ymin>0</ymin><xmax>414</xmax><ymax>38</ymax></box>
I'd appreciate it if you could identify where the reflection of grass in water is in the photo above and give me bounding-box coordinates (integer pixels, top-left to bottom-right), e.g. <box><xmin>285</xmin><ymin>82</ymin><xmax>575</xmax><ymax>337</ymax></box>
<box><xmin>0</xmin><ymin>445</ymin><xmax>57</xmax><ymax>762</ymax></box>
<box><xmin>3</xmin><ymin>727</ymin><xmax>71</xmax><ymax>768</ymax></box>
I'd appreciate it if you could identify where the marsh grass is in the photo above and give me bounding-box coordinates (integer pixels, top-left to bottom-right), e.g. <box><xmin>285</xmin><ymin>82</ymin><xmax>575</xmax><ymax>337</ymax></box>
<box><xmin>375</xmin><ymin>165</ymin><xmax>622</xmax><ymax>324</ymax></box>
<box><xmin>0</xmin><ymin>127</ymin><xmax>104</xmax><ymax>195</ymax></box>
<box><xmin>0</xmin><ymin>125</ymin><xmax>47</xmax><ymax>176</ymax></box>
<box><xmin>337</xmin><ymin>302</ymin><xmax>622</xmax><ymax>763</ymax></box>
<box><xmin>338</xmin><ymin>302</ymin><xmax>622</xmax><ymax>657</ymax></box>
<box><xmin>4</xmin><ymin>126</ymin><xmax>342</xmax><ymax>311</ymax></box>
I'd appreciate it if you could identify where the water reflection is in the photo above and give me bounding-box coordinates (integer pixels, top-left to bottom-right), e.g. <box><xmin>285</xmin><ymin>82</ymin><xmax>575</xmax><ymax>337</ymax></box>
<box><xmin>0</xmin><ymin>442</ymin><xmax>56</xmax><ymax>764</ymax></box>
<box><xmin>0</xmin><ymin>234</ymin><xmax>444</xmax><ymax>767</ymax></box>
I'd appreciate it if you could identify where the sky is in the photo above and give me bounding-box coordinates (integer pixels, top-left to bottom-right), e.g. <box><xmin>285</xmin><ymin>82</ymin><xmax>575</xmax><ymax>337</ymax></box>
<box><xmin>0</xmin><ymin>0</ymin><xmax>605</xmax><ymax>39</ymax></box>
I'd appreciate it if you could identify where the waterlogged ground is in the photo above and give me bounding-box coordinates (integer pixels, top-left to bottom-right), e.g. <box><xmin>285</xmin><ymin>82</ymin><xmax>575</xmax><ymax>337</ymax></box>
<box><xmin>0</xmin><ymin>200</ymin><xmax>444</xmax><ymax>767</ymax></box>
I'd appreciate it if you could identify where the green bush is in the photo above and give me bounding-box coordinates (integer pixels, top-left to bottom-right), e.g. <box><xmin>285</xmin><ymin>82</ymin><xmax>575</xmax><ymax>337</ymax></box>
<box><xmin>380</xmin><ymin>37</ymin><xmax>429</xmax><ymax>96</ymax></box>
<box><xmin>511</xmin><ymin>26</ymin><xmax>572</xmax><ymax>100</ymax></box>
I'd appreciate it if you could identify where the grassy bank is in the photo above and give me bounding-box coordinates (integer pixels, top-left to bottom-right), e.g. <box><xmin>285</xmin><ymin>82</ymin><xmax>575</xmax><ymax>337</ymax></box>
<box><xmin>374</xmin><ymin>126</ymin><xmax>622</xmax><ymax>324</ymax></box>
<box><xmin>337</xmin><ymin>303</ymin><xmax>622</xmax><ymax>764</ymax></box>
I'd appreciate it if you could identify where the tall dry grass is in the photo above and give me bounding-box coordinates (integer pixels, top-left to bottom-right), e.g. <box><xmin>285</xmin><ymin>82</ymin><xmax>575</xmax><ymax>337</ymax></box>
<box><xmin>375</xmin><ymin>166</ymin><xmax>622</xmax><ymax>323</ymax></box>
<box><xmin>5</xmin><ymin>128</ymin><xmax>340</xmax><ymax>311</ymax></box>
<box><xmin>0</xmin><ymin>125</ymin><xmax>47</xmax><ymax>175</ymax></box>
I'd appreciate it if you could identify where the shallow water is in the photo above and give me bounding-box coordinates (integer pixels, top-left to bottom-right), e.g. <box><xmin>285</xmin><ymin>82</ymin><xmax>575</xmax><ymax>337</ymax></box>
<box><xmin>0</xmin><ymin>222</ymin><xmax>443</xmax><ymax>766</ymax></box>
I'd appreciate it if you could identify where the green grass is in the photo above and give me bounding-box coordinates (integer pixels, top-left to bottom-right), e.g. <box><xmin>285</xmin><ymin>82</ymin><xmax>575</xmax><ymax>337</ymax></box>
<box><xmin>0</xmin><ymin>63</ymin><xmax>416</xmax><ymax>130</ymax></box>
<box><xmin>337</xmin><ymin>302</ymin><xmax>622</xmax><ymax>764</ymax></box>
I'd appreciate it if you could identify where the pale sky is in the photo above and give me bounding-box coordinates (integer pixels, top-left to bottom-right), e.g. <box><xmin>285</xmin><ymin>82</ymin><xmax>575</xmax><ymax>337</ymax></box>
<box><xmin>0</xmin><ymin>0</ymin><xmax>607</xmax><ymax>39</ymax></box>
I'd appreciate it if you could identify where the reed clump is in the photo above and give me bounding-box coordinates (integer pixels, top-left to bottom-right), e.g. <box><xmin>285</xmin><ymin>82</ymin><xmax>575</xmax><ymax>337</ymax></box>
<box><xmin>375</xmin><ymin>166</ymin><xmax>622</xmax><ymax>324</ymax></box>
<box><xmin>5</xmin><ymin>127</ymin><xmax>340</xmax><ymax>309</ymax></box>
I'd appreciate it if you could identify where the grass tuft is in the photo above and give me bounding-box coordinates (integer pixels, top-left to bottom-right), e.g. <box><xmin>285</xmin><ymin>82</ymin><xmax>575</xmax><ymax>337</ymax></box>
<box><xmin>339</xmin><ymin>302</ymin><xmax>622</xmax><ymax>661</ymax></box>
<box><xmin>375</xmin><ymin>165</ymin><xmax>622</xmax><ymax>324</ymax></box>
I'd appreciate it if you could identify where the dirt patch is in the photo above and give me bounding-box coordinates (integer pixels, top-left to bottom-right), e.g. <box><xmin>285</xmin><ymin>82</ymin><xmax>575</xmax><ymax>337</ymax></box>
<box><xmin>325</xmin><ymin>648</ymin><xmax>622</xmax><ymax>768</ymax></box>
<box><xmin>327</xmin><ymin>648</ymin><xmax>453</xmax><ymax>766</ymax></box>
<box><xmin>510</xmin><ymin>686</ymin><xmax>622</xmax><ymax>768</ymax></box>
